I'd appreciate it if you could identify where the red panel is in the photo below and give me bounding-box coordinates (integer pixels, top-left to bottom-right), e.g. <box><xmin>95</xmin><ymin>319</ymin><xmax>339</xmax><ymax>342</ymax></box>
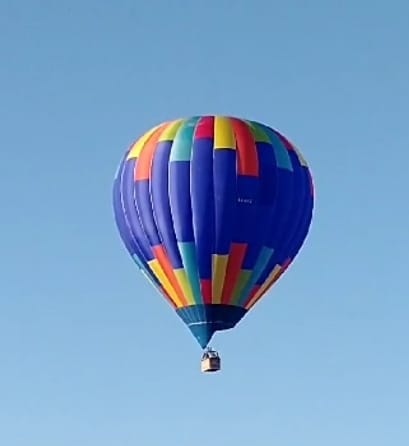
<box><xmin>230</xmin><ymin>118</ymin><xmax>259</xmax><ymax>176</ymax></box>
<box><xmin>200</xmin><ymin>279</ymin><xmax>212</xmax><ymax>305</ymax></box>
<box><xmin>194</xmin><ymin>116</ymin><xmax>214</xmax><ymax>139</ymax></box>
<box><xmin>221</xmin><ymin>243</ymin><xmax>247</xmax><ymax>304</ymax></box>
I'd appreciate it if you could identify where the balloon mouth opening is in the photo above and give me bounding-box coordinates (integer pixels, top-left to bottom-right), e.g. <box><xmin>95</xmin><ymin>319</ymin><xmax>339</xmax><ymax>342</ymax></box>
<box><xmin>176</xmin><ymin>304</ymin><xmax>248</xmax><ymax>348</ymax></box>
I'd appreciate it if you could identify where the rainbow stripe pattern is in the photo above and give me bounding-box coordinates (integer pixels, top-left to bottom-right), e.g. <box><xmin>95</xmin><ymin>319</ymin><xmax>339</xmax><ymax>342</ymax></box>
<box><xmin>113</xmin><ymin>116</ymin><xmax>314</xmax><ymax>348</ymax></box>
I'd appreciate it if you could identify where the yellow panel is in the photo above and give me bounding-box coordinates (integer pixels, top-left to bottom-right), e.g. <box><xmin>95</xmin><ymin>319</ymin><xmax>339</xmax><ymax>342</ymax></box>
<box><xmin>148</xmin><ymin>259</ymin><xmax>184</xmax><ymax>308</ymax></box>
<box><xmin>127</xmin><ymin>124</ymin><xmax>162</xmax><ymax>160</ymax></box>
<box><xmin>245</xmin><ymin>264</ymin><xmax>282</xmax><ymax>309</ymax></box>
<box><xmin>158</xmin><ymin>119</ymin><xmax>184</xmax><ymax>142</ymax></box>
<box><xmin>173</xmin><ymin>269</ymin><xmax>195</xmax><ymax>305</ymax></box>
<box><xmin>214</xmin><ymin>116</ymin><xmax>236</xmax><ymax>150</ymax></box>
<box><xmin>212</xmin><ymin>255</ymin><xmax>229</xmax><ymax>303</ymax></box>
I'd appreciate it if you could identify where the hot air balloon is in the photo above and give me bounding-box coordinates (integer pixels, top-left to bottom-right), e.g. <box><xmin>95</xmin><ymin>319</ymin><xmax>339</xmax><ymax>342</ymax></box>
<box><xmin>112</xmin><ymin>115</ymin><xmax>314</xmax><ymax>372</ymax></box>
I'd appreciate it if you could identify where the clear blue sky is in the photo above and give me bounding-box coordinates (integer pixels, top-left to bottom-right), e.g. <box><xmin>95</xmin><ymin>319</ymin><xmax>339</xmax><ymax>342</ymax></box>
<box><xmin>1</xmin><ymin>1</ymin><xmax>409</xmax><ymax>445</ymax></box>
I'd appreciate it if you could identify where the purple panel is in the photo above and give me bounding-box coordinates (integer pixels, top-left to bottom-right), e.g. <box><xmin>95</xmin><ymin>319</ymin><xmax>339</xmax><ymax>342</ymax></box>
<box><xmin>213</xmin><ymin>150</ymin><xmax>237</xmax><ymax>255</ymax></box>
<box><xmin>120</xmin><ymin>159</ymin><xmax>154</xmax><ymax>261</ymax></box>
<box><xmin>169</xmin><ymin>161</ymin><xmax>194</xmax><ymax>243</ymax></box>
<box><xmin>191</xmin><ymin>137</ymin><xmax>215</xmax><ymax>279</ymax></box>
<box><xmin>150</xmin><ymin>141</ymin><xmax>183</xmax><ymax>269</ymax></box>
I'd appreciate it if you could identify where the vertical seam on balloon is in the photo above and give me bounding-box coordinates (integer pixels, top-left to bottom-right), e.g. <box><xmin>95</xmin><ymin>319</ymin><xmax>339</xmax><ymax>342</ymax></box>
<box><xmin>190</xmin><ymin>116</ymin><xmax>209</xmax><ymax>306</ymax></box>
<box><xmin>139</xmin><ymin>122</ymin><xmax>194</xmax><ymax>308</ymax></box>
<box><xmin>233</xmin><ymin>119</ymin><xmax>269</xmax><ymax>305</ymax></box>
<box><xmin>233</xmin><ymin>121</ymin><xmax>278</xmax><ymax>306</ymax></box>
<box><xmin>115</xmin><ymin>155</ymin><xmax>140</xmax><ymax>254</ymax></box>
<box><xmin>243</xmin><ymin>139</ymin><xmax>309</xmax><ymax>309</ymax></box>
<box><xmin>233</xmin><ymin>120</ymin><xmax>278</xmax><ymax>307</ymax></box>
<box><xmin>132</xmin><ymin>125</ymin><xmax>188</xmax><ymax>308</ymax></box>
<box><xmin>118</xmin><ymin>159</ymin><xmax>153</xmax><ymax>273</ymax></box>
<box><xmin>145</xmin><ymin>124</ymin><xmax>192</xmax><ymax>308</ymax></box>
<box><xmin>238</xmin><ymin>124</ymin><xmax>298</xmax><ymax>308</ymax></box>
<box><xmin>219</xmin><ymin>117</ymin><xmax>256</xmax><ymax>305</ymax></box>
<box><xmin>168</xmin><ymin>117</ymin><xmax>202</xmax><ymax>308</ymax></box>
<box><xmin>191</xmin><ymin>116</ymin><xmax>215</xmax><ymax>305</ymax></box>
<box><xmin>149</xmin><ymin>120</ymin><xmax>195</xmax><ymax>313</ymax></box>
<box><xmin>115</xmin><ymin>155</ymin><xmax>172</xmax><ymax>304</ymax></box>
<box><xmin>182</xmin><ymin>116</ymin><xmax>202</xmax><ymax>304</ymax></box>
<box><xmin>269</xmin><ymin>135</ymin><xmax>309</xmax><ymax>267</ymax></box>
<box><xmin>118</xmin><ymin>156</ymin><xmax>178</xmax><ymax>308</ymax></box>
<box><xmin>211</xmin><ymin>116</ymin><xmax>236</xmax><ymax>304</ymax></box>
<box><xmin>169</xmin><ymin>120</ymin><xmax>195</xmax><ymax>308</ymax></box>
<box><xmin>267</xmin><ymin>167</ymin><xmax>313</xmax><ymax>299</ymax></box>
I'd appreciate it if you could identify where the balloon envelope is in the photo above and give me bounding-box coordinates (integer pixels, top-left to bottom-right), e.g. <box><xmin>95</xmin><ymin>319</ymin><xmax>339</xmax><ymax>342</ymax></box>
<box><xmin>113</xmin><ymin>116</ymin><xmax>314</xmax><ymax>348</ymax></box>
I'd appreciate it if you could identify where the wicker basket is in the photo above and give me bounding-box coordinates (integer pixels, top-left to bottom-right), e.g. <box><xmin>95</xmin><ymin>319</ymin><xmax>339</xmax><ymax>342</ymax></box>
<box><xmin>201</xmin><ymin>356</ymin><xmax>221</xmax><ymax>372</ymax></box>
